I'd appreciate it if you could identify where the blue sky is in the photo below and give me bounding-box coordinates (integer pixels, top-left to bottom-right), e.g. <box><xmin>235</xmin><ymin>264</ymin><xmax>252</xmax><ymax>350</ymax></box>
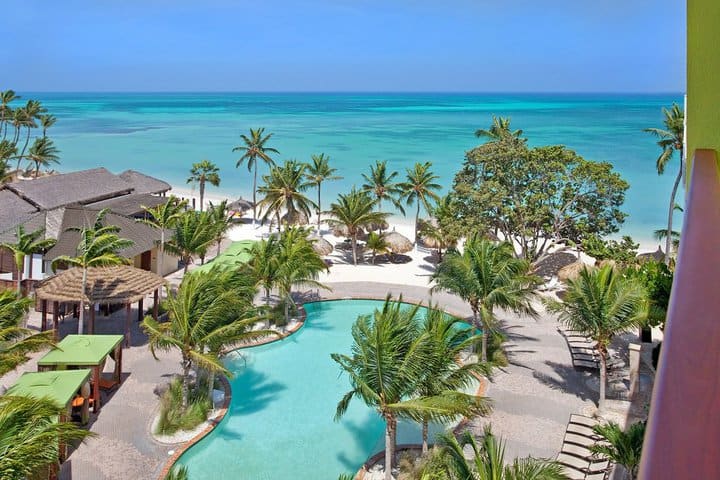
<box><xmin>4</xmin><ymin>0</ymin><xmax>685</xmax><ymax>92</ymax></box>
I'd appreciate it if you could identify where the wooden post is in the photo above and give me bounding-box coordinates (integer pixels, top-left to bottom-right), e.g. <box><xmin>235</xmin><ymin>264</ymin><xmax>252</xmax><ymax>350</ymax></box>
<box><xmin>52</xmin><ymin>301</ymin><xmax>59</xmax><ymax>341</ymax></box>
<box><xmin>153</xmin><ymin>289</ymin><xmax>159</xmax><ymax>320</ymax></box>
<box><xmin>89</xmin><ymin>304</ymin><xmax>95</xmax><ymax>334</ymax></box>
<box><xmin>137</xmin><ymin>298</ymin><xmax>144</xmax><ymax>322</ymax></box>
<box><xmin>125</xmin><ymin>302</ymin><xmax>132</xmax><ymax>347</ymax></box>
<box><xmin>114</xmin><ymin>344</ymin><xmax>123</xmax><ymax>384</ymax></box>
<box><xmin>41</xmin><ymin>300</ymin><xmax>47</xmax><ymax>332</ymax></box>
<box><xmin>92</xmin><ymin>365</ymin><xmax>101</xmax><ymax>413</ymax></box>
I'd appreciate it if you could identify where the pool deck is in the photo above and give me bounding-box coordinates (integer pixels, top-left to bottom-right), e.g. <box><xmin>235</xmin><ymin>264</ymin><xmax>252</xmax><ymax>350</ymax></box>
<box><xmin>2</xmin><ymin>280</ymin><xmax>596</xmax><ymax>479</ymax></box>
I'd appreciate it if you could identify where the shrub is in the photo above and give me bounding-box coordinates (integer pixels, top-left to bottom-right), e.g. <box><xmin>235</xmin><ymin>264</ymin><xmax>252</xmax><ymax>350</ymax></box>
<box><xmin>156</xmin><ymin>377</ymin><xmax>212</xmax><ymax>435</ymax></box>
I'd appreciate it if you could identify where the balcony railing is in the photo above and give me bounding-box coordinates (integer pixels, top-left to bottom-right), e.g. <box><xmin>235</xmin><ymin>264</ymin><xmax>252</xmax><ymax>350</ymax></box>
<box><xmin>639</xmin><ymin>149</ymin><xmax>720</xmax><ymax>479</ymax></box>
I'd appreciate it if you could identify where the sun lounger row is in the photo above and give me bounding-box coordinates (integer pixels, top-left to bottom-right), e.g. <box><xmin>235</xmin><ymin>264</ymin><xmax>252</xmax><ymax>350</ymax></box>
<box><xmin>557</xmin><ymin>326</ymin><xmax>600</xmax><ymax>369</ymax></box>
<box><xmin>556</xmin><ymin>414</ymin><xmax>611</xmax><ymax>480</ymax></box>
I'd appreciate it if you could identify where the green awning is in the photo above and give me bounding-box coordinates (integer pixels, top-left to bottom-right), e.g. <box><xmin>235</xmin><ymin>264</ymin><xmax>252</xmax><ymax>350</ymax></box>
<box><xmin>192</xmin><ymin>240</ymin><xmax>255</xmax><ymax>274</ymax></box>
<box><xmin>6</xmin><ymin>369</ymin><xmax>91</xmax><ymax>408</ymax></box>
<box><xmin>37</xmin><ymin>334</ymin><xmax>124</xmax><ymax>367</ymax></box>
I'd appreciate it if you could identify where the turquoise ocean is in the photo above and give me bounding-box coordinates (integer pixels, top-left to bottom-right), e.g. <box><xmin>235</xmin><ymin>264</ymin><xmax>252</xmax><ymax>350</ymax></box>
<box><xmin>26</xmin><ymin>92</ymin><xmax>683</xmax><ymax>246</ymax></box>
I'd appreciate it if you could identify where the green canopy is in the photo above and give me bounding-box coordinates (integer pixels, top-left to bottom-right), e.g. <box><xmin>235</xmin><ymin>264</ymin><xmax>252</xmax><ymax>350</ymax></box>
<box><xmin>192</xmin><ymin>240</ymin><xmax>255</xmax><ymax>274</ymax></box>
<box><xmin>6</xmin><ymin>369</ymin><xmax>91</xmax><ymax>408</ymax></box>
<box><xmin>37</xmin><ymin>334</ymin><xmax>123</xmax><ymax>367</ymax></box>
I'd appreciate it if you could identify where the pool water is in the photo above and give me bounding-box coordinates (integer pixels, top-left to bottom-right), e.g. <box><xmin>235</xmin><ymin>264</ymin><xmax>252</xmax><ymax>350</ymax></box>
<box><xmin>177</xmin><ymin>299</ymin><xmax>473</xmax><ymax>479</ymax></box>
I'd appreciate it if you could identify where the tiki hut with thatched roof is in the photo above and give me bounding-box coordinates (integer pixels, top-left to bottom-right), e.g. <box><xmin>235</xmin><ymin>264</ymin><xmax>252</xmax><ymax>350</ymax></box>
<box><xmin>384</xmin><ymin>231</ymin><xmax>413</xmax><ymax>255</ymax></box>
<box><xmin>281</xmin><ymin>210</ymin><xmax>309</xmax><ymax>227</ymax></box>
<box><xmin>557</xmin><ymin>261</ymin><xmax>592</xmax><ymax>282</ymax></box>
<box><xmin>308</xmin><ymin>234</ymin><xmax>333</xmax><ymax>256</ymax></box>
<box><xmin>637</xmin><ymin>246</ymin><xmax>665</xmax><ymax>263</ymax></box>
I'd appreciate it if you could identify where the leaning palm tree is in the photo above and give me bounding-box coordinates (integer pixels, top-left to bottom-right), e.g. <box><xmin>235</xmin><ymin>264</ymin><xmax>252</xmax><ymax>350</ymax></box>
<box><xmin>233</xmin><ymin>127</ymin><xmax>280</xmax><ymax>226</ymax></box>
<box><xmin>0</xmin><ymin>90</ymin><xmax>19</xmax><ymax>140</ymax></box>
<box><xmin>0</xmin><ymin>395</ymin><xmax>93</xmax><ymax>480</ymax></box>
<box><xmin>305</xmin><ymin>153</ymin><xmax>342</xmax><ymax>232</ymax></box>
<box><xmin>257</xmin><ymin>160</ymin><xmax>315</xmax><ymax>231</ymax></box>
<box><xmin>142</xmin><ymin>267</ymin><xmax>272</xmax><ymax>408</ymax></box>
<box><xmin>644</xmin><ymin>103</ymin><xmax>684</xmax><ymax>265</ymax></box>
<box><xmin>332</xmin><ymin>296</ymin><xmax>487</xmax><ymax>480</ymax></box>
<box><xmin>187</xmin><ymin>159</ymin><xmax>220</xmax><ymax>212</ymax></box>
<box><xmin>414</xmin><ymin>306</ymin><xmax>492</xmax><ymax>454</ymax></box>
<box><xmin>365</xmin><ymin>231</ymin><xmax>389</xmax><ymax>264</ymax></box>
<box><xmin>138</xmin><ymin>196</ymin><xmax>188</xmax><ymax>282</ymax></box>
<box><xmin>546</xmin><ymin>265</ymin><xmax>647</xmax><ymax>410</ymax></box>
<box><xmin>326</xmin><ymin>188</ymin><xmax>390</xmax><ymax>265</ymax></box>
<box><xmin>16</xmin><ymin>100</ymin><xmax>44</xmax><ymax>168</ymax></box>
<box><xmin>243</xmin><ymin>235</ymin><xmax>281</xmax><ymax>306</ymax></box>
<box><xmin>0</xmin><ymin>290</ymin><xmax>53</xmax><ymax>377</ymax></box>
<box><xmin>51</xmin><ymin>209</ymin><xmax>134</xmax><ymax>335</ymax></box>
<box><xmin>1</xmin><ymin>226</ymin><xmax>56</xmax><ymax>296</ymax></box>
<box><xmin>401</xmin><ymin>161</ymin><xmax>442</xmax><ymax>244</ymax></box>
<box><xmin>590</xmin><ymin>421</ymin><xmax>645</xmax><ymax>480</ymax></box>
<box><xmin>24</xmin><ymin>137</ymin><xmax>60</xmax><ymax>178</ymax></box>
<box><xmin>208</xmin><ymin>200</ymin><xmax>233</xmax><ymax>257</ymax></box>
<box><xmin>165</xmin><ymin>211</ymin><xmax>216</xmax><ymax>273</ymax></box>
<box><xmin>362</xmin><ymin>160</ymin><xmax>406</xmax><ymax>216</ymax></box>
<box><xmin>432</xmin><ymin>237</ymin><xmax>539</xmax><ymax>362</ymax></box>
<box><xmin>433</xmin><ymin>427</ymin><xmax>568</xmax><ymax>480</ymax></box>
<box><xmin>39</xmin><ymin>114</ymin><xmax>56</xmax><ymax>138</ymax></box>
<box><xmin>475</xmin><ymin>115</ymin><xmax>524</xmax><ymax>143</ymax></box>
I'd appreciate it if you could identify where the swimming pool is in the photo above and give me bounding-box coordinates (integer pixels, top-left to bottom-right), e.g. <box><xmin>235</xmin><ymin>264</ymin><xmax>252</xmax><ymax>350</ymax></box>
<box><xmin>176</xmin><ymin>299</ymin><xmax>476</xmax><ymax>479</ymax></box>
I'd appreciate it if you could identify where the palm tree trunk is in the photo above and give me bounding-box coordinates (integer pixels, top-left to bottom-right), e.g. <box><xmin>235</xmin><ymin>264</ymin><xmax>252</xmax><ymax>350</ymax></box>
<box><xmin>317</xmin><ymin>184</ymin><xmax>322</xmax><ymax>232</ymax></box>
<box><xmin>414</xmin><ymin>203</ymin><xmax>420</xmax><ymax>245</ymax></box>
<box><xmin>217</xmin><ymin>240</ymin><xmax>222</xmax><ymax>257</ymax></box>
<box><xmin>252</xmin><ymin>163</ymin><xmax>258</xmax><ymax>226</ymax></box>
<box><xmin>183</xmin><ymin>259</ymin><xmax>189</xmax><ymax>274</ymax></box>
<box><xmin>206</xmin><ymin>369</ymin><xmax>215</xmax><ymax>404</ymax></box>
<box><xmin>181</xmin><ymin>355</ymin><xmax>191</xmax><ymax>409</ymax></box>
<box><xmin>265</xmin><ymin>287</ymin><xmax>270</xmax><ymax>306</ymax></box>
<box><xmin>199</xmin><ymin>180</ymin><xmax>205</xmax><ymax>212</ymax></box>
<box><xmin>16</xmin><ymin>256</ymin><xmax>23</xmax><ymax>297</ymax></box>
<box><xmin>158</xmin><ymin>230</ymin><xmax>165</xmax><ymax>290</ymax></box>
<box><xmin>599</xmin><ymin>350</ymin><xmax>607</xmax><ymax>410</ymax></box>
<box><xmin>34</xmin><ymin>162</ymin><xmax>39</xmax><ymax>179</ymax></box>
<box><xmin>475</xmin><ymin>309</ymin><xmax>487</xmax><ymax>363</ymax></box>
<box><xmin>351</xmin><ymin>233</ymin><xmax>358</xmax><ymax>265</ymax></box>
<box><xmin>421</xmin><ymin>418</ymin><xmax>429</xmax><ymax>455</ymax></box>
<box><xmin>665</xmin><ymin>162</ymin><xmax>683</xmax><ymax>264</ymax></box>
<box><xmin>384</xmin><ymin>416</ymin><xmax>395</xmax><ymax>480</ymax></box>
<box><xmin>15</xmin><ymin>128</ymin><xmax>31</xmax><ymax>172</ymax></box>
<box><xmin>78</xmin><ymin>267</ymin><xmax>87</xmax><ymax>335</ymax></box>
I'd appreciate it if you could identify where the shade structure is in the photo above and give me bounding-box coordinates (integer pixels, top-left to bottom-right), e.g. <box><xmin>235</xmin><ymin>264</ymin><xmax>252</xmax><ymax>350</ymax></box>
<box><xmin>384</xmin><ymin>231</ymin><xmax>413</xmax><ymax>254</ymax></box>
<box><xmin>558</xmin><ymin>261</ymin><xmax>591</xmax><ymax>282</ymax></box>
<box><xmin>366</xmin><ymin>220</ymin><xmax>389</xmax><ymax>232</ymax></box>
<box><xmin>7</xmin><ymin>369</ymin><xmax>91</xmax><ymax>409</ymax></box>
<box><xmin>308</xmin><ymin>235</ymin><xmax>333</xmax><ymax>256</ymax></box>
<box><xmin>228</xmin><ymin>198</ymin><xmax>253</xmax><ymax>212</ymax></box>
<box><xmin>332</xmin><ymin>224</ymin><xmax>364</xmax><ymax>238</ymax></box>
<box><xmin>637</xmin><ymin>246</ymin><xmax>665</xmax><ymax>263</ymax></box>
<box><xmin>192</xmin><ymin>240</ymin><xmax>255</xmax><ymax>274</ymax></box>
<box><xmin>281</xmin><ymin>210</ymin><xmax>309</xmax><ymax>226</ymax></box>
<box><xmin>35</xmin><ymin>265</ymin><xmax>165</xmax><ymax>304</ymax></box>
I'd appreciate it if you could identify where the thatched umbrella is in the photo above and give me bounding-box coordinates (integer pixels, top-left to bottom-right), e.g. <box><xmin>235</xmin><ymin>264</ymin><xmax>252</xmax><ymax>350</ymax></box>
<box><xmin>309</xmin><ymin>234</ymin><xmax>333</xmax><ymax>256</ymax></box>
<box><xmin>384</xmin><ymin>231</ymin><xmax>413</xmax><ymax>254</ymax></box>
<box><xmin>281</xmin><ymin>210</ymin><xmax>309</xmax><ymax>226</ymax></box>
<box><xmin>366</xmin><ymin>220</ymin><xmax>389</xmax><ymax>232</ymax></box>
<box><xmin>228</xmin><ymin>198</ymin><xmax>253</xmax><ymax>213</ymax></box>
<box><xmin>637</xmin><ymin>246</ymin><xmax>665</xmax><ymax>263</ymax></box>
<box><xmin>558</xmin><ymin>261</ymin><xmax>591</xmax><ymax>282</ymax></box>
<box><xmin>332</xmin><ymin>224</ymin><xmax>364</xmax><ymax>238</ymax></box>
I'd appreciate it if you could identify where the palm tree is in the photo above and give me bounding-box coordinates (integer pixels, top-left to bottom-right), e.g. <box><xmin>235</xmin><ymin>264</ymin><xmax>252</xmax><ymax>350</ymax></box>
<box><xmin>1</xmin><ymin>226</ymin><xmax>56</xmax><ymax>296</ymax></box>
<box><xmin>0</xmin><ymin>90</ymin><xmax>18</xmax><ymax>140</ymax></box>
<box><xmin>415</xmin><ymin>306</ymin><xmax>492</xmax><ymax>454</ymax></box>
<box><xmin>365</xmin><ymin>231</ymin><xmax>389</xmax><ymax>264</ymax></box>
<box><xmin>0</xmin><ymin>290</ymin><xmax>53</xmax><ymax>377</ymax></box>
<box><xmin>166</xmin><ymin>211</ymin><xmax>216</xmax><ymax>273</ymax></box>
<box><xmin>25</xmin><ymin>137</ymin><xmax>60</xmax><ymax>178</ymax></box>
<box><xmin>142</xmin><ymin>267</ymin><xmax>272</xmax><ymax>408</ymax></box>
<box><xmin>475</xmin><ymin>115</ymin><xmax>524</xmax><ymax>142</ymax></box>
<box><xmin>0</xmin><ymin>395</ymin><xmax>93</xmax><ymax>480</ymax></box>
<box><xmin>39</xmin><ymin>114</ymin><xmax>56</xmax><ymax>138</ymax></box>
<box><xmin>432</xmin><ymin>237</ymin><xmax>539</xmax><ymax>363</ymax></box>
<box><xmin>233</xmin><ymin>127</ymin><xmax>280</xmax><ymax>226</ymax></box>
<box><xmin>546</xmin><ymin>265</ymin><xmax>647</xmax><ymax>410</ymax></box>
<box><xmin>305</xmin><ymin>153</ymin><xmax>342</xmax><ymax>232</ymax></box>
<box><xmin>590</xmin><ymin>421</ymin><xmax>645</xmax><ymax>480</ymax></box>
<box><xmin>257</xmin><ymin>160</ymin><xmax>315</xmax><ymax>231</ymax></box>
<box><xmin>332</xmin><ymin>296</ymin><xmax>487</xmax><ymax>480</ymax></box>
<box><xmin>433</xmin><ymin>426</ymin><xmax>568</xmax><ymax>480</ymax></box>
<box><xmin>244</xmin><ymin>235</ymin><xmax>281</xmax><ymax>306</ymax></box>
<box><xmin>208</xmin><ymin>200</ymin><xmax>233</xmax><ymax>257</ymax></box>
<box><xmin>326</xmin><ymin>188</ymin><xmax>390</xmax><ymax>265</ymax></box>
<box><xmin>51</xmin><ymin>209</ymin><xmax>134</xmax><ymax>335</ymax></box>
<box><xmin>401</xmin><ymin>161</ymin><xmax>442</xmax><ymax>244</ymax></box>
<box><xmin>16</xmin><ymin>100</ymin><xmax>44</xmax><ymax>168</ymax></box>
<box><xmin>644</xmin><ymin>103</ymin><xmax>684</xmax><ymax>265</ymax></box>
<box><xmin>362</xmin><ymin>160</ymin><xmax>406</xmax><ymax>216</ymax></box>
<box><xmin>164</xmin><ymin>465</ymin><xmax>190</xmax><ymax>480</ymax></box>
<box><xmin>138</xmin><ymin>196</ymin><xmax>188</xmax><ymax>282</ymax></box>
<box><xmin>187</xmin><ymin>160</ymin><xmax>220</xmax><ymax>212</ymax></box>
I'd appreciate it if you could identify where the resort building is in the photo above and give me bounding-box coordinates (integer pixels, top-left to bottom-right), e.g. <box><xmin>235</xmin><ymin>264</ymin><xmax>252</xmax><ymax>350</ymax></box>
<box><xmin>0</xmin><ymin>168</ymin><xmax>178</xmax><ymax>293</ymax></box>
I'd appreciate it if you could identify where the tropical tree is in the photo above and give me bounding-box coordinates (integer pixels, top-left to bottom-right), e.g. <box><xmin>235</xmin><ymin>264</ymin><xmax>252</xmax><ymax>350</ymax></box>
<box><xmin>0</xmin><ymin>395</ymin><xmax>93</xmax><ymax>480</ymax></box>
<box><xmin>305</xmin><ymin>153</ymin><xmax>342</xmax><ymax>231</ymax></box>
<box><xmin>332</xmin><ymin>296</ymin><xmax>485</xmax><ymax>480</ymax></box>
<box><xmin>164</xmin><ymin>466</ymin><xmax>190</xmax><ymax>480</ymax></box>
<box><xmin>0</xmin><ymin>90</ymin><xmax>19</xmax><ymax>140</ymax></box>
<box><xmin>432</xmin><ymin>237</ymin><xmax>539</xmax><ymax>362</ymax></box>
<box><xmin>233</xmin><ymin>127</ymin><xmax>280</xmax><ymax>226</ymax></box>
<box><xmin>326</xmin><ymin>188</ymin><xmax>390</xmax><ymax>265</ymax></box>
<box><xmin>401</xmin><ymin>161</ymin><xmax>442</xmax><ymax>244</ymax></box>
<box><xmin>0</xmin><ymin>226</ymin><xmax>56</xmax><ymax>296</ymax></box>
<box><xmin>208</xmin><ymin>200</ymin><xmax>233</xmax><ymax>257</ymax></box>
<box><xmin>51</xmin><ymin>209</ymin><xmax>134</xmax><ymax>335</ymax></box>
<box><xmin>166</xmin><ymin>210</ymin><xmax>216</xmax><ymax>273</ymax></box>
<box><xmin>15</xmin><ymin>100</ymin><xmax>44</xmax><ymax>167</ymax></box>
<box><xmin>590</xmin><ymin>421</ymin><xmax>645</xmax><ymax>480</ymax></box>
<box><xmin>244</xmin><ymin>235</ymin><xmax>281</xmax><ymax>306</ymax></box>
<box><xmin>142</xmin><ymin>267</ymin><xmax>272</xmax><ymax>408</ymax></box>
<box><xmin>257</xmin><ymin>160</ymin><xmax>315</xmax><ymax>230</ymax></box>
<box><xmin>362</xmin><ymin>160</ymin><xmax>406</xmax><ymax>216</ymax></box>
<box><xmin>644</xmin><ymin>103</ymin><xmax>684</xmax><ymax>265</ymax></box>
<box><xmin>39</xmin><ymin>114</ymin><xmax>56</xmax><ymax>138</ymax></box>
<box><xmin>475</xmin><ymin>115</ymin><xmax>525</xmax><ymax>143</ymax></box>
<box><xmin>138</xmin><ymin>196</ymin><xmax>188</xmax><ymax>281</ymax></box>
<box><xmin>415</xmin><ymin>307</ymin><xmax>492</xmax><ymax>454</ymax></box>
<box><xmin>187</xmin><ymin>160</ymin><xmax>220</xmax><ymax>212</ymax></box>
<box><xmin>25</xmin><ymin>137</ymin><xmax>60</xmax><ymax>178</ymax></box>
<box><xmin>0</xmin><ymin>290</ymin><xmax>53</xmax><ymax>377</ymax></box>
<box><xmin>546</xmin><ymin>265</ymin><xmax>647</xmax><ymax>409</ymax></box>
<box><xmin>365</xmin><ymin>231</ymin><xmax>389</xmax><ymax>264</ymax></box>
<box><xmin>417</xmin><ymin>197</ymin><xmax>460</xmax><ymax>261</ymax></box>
<box><xmin>432</xmin><ymin>426</ymin><xmax>568</xmax><ymax>480</ymax></box>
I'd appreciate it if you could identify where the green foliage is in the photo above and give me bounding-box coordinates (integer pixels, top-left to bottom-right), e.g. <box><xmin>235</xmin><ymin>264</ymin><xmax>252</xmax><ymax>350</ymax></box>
<box><xmin>257</xmin><ymin>160</ymin><xmax>316</xmax><ymax>229</ymax></box>
<box><xmin>625</xmin><ymin>261</ymin><xmax>673</xmax><ymax>328</ymax></box>
<box><xmin>475</xmin><ymin>115</ymin><xmax>525</xmax><ymax>143</ymax></box>
<box><xmin>139</xmin><ymin>195</ymin><xmax>188</xmax><ymax>278</ymax></box>
<box><xmin>581</xmin><ymin>234</ymin><xmax>639</xmax><ymax>265</ymax></box>
<box><xmin>0</xmin><ymin>224</ymin><xmax>56</xmax><ymax>295</ymax></box>
<box><xmin>0</xmin><ymin>289</ymin><xmax>53</xmax><ymax>376</ymax></box>
<box><xmin>362</xmin><ymin>159</ymin><xmax>406</xmax><ymax>215</ymax></box>
<box><xmin>590</xmin><ymin>421</ymin><xmax>646</xmax><ymax>480</ymax></box>
<box><xmin>401</xmin><ymin>161</ymin><xmax>442</xmax><ymax>244</ymax></box>
<box><xmin>452</xmin><ymin>130</ymin><xmax>629</xmax><ymax>260</ymax></box>
<box><xmin>26</xmin><ymin>136</ymin><xmax>60</xmax><ymax>178</ymax></box>
<box><xmin>165</xmin><ymin>210</ymin><xmax>216</xmax><ymax>273</ymax></box>
<box><xmin>156</xmin><ymin>377</ymin><xmax>211</xmax><ymax>435</ymax></box>
<box><xmin>365</xmin><ymin>231</ymin><xmax>390</xmax><ymax>263</ymax></box>
<box><xmin>305</xmin><ymin>153</ymin><xmax>342</xmax><ymax>230</ymax></box>
<box><xmin>164</xmin><ymin>465</ymin><xmax>190</xmax><ymax>480</ymax></box>
<box><xmin>187</xmin><ymin>160</ymin><xmax>220</xmax><ymax>212</ymax></box>
<box><xmin>232</xmin><ymin>127</ymin><xmax>279</xmax><ymax>224</ymax></box>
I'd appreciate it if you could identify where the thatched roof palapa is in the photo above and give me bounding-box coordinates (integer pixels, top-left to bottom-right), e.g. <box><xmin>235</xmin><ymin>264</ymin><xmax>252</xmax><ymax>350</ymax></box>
<box><xmin>384</xmin><ymin>231</ymin><xmax>413</xmax><ymax>254</ymax></box>
<box><xmin>557</xmin><ymin>261</ymin><xmax>592</xmax><ymax>282</ymax></box>
<box><xmin>281</xmin><ymin>210</ymin><xmax>309</xmax><ymax>226</ymax></box>
<box><xmin>308</xmin><ymin>234</ymin><xmax>333</xmax><ymax>256</ymax></box>
<box><xmin>35</xmin><ymin>266</ymin><xmax>166</xmax><ymax>304</ymax></box>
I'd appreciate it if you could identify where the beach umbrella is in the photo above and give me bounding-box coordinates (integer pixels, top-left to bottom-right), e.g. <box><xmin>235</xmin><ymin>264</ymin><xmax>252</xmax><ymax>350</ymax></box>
<box><xmin>558</xmin><ymin>261</ymin><xmax>591</xmax><ymax>282</ymax></box>
<box><xmin>228</xmin><ymin>198</ymin><xmax>253</xmax><ymax>212</ymax></box>
<box><xmin>366</xmin><ymin>220</ymin><xmax>389</xmax><ymax>232</ymax></box>
<box><xmin>384</xmin><ymin>231</ymin><xmax>413</xmax><ymax>254</ymax></box>
<box><xmin>636</xmin><ymin>246</ymin><xmax>665</xmax><ymax>263</ymax></box>
<box><xmin>281</xmin><ymin>210</ymin><xmax>309</xmax><ymax>226</ymax></box>
<box><xmin>332</xmin><ymin>225</ymin><xmax>364</xmax><ymax>238</ymax></box>
<box><xmin>308</xmin><ymin>235</ymin><xmax>333</xmax><ymax>256</ymax></box>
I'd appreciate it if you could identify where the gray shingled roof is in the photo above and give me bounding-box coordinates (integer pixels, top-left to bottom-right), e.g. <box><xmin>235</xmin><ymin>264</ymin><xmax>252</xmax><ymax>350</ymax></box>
<box><xmin>119</xmin><ymin>170</ymin><xmax>171</xmax><ymax>195</ymax></box>
<box><xmin>88</xmin><ymin>193</ymin><xmax>168</xmax><ymax>217</ymax></box>
<box><xmin>4</xmin><ymin>168</ymin><xmax>133</xmax><ymax>210</ymax></box>
<box><xmin>0</xmin><ymin>190</ymin><xmax>39</xmax><ymax>233</ymax></box>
